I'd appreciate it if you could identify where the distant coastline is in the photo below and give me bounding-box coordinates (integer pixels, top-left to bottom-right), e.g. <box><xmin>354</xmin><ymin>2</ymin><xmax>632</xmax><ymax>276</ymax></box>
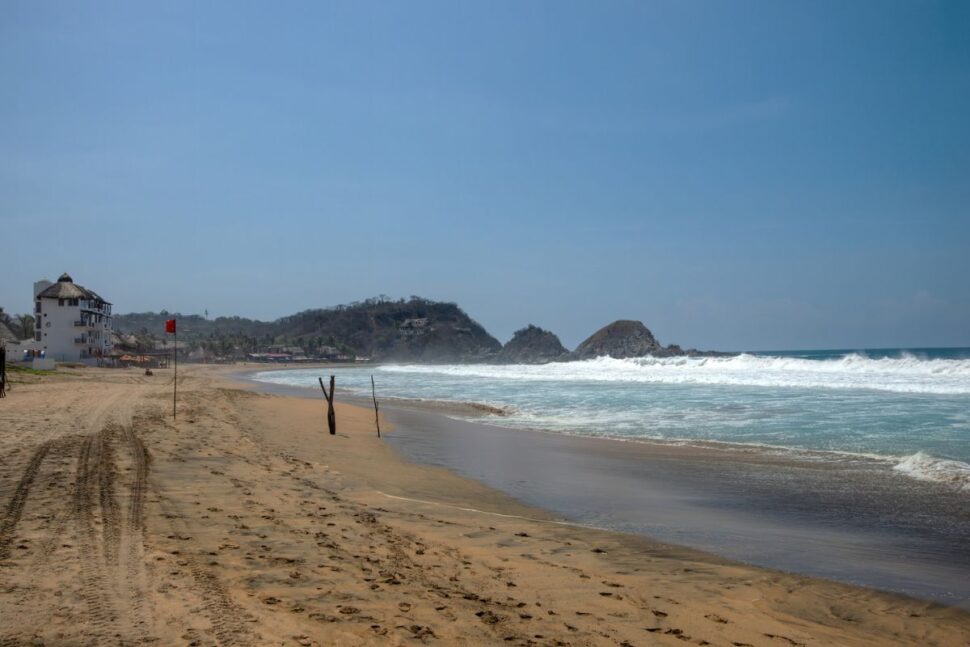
<box><xmin>111</xmin><ymin>296</ymin><xmax>728</xmax><ymax>365</ymax></box>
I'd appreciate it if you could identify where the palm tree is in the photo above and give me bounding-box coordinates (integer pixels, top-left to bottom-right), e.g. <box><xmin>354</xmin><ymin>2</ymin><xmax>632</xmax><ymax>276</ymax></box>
<box><xmin>16</xmin><ymin>314</ymin><xmax>34</xmax><ymax>339</ymax></box>
<box><xmin>0</xmin><ymin>311</ymin><xmax>14</xmax><ymax>338</ymax></box>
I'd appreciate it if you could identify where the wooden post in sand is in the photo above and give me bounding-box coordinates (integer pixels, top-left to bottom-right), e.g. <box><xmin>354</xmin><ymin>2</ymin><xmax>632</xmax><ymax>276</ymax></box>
<box><xmin>371</xmin><ymin>375</ymin><xmax>380</xmax><ymax>438</ymax></box>
<box><xmin>318</xmin><ymin>376</ymin><xmax>336</xmax><ymax>435</ymax></box>
<box><xmin>173</xmin><ymin>324</ymin><xmax>177</xmax><ymax>419</ymax></box>
<box><xmin>0</xmin><ymin>345</ymin><xmax>6</xmax><ymax>398</ymax></box>
<box><xmin>165</xmin><ymin>318</ymin><xmax>178</xmax><ymax>418</ymax></box>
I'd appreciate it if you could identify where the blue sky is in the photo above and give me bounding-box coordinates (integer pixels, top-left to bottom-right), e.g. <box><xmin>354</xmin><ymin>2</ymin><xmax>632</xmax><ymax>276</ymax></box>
<box><xmin>2</xmin><ymin>1</ymin><xmax>968</xmax><ymax>350</ymax></box>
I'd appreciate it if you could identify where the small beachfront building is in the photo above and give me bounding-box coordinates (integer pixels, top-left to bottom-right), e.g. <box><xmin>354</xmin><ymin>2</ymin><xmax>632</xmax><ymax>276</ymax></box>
<box><xmin>32</xmin><ymin>273</ymin><xmax>113</xmax><ymax>364</ymax></box>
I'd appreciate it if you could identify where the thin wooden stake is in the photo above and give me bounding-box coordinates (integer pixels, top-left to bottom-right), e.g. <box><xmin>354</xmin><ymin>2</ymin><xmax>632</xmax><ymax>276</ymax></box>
<box><xmin>318</xmin><ymin>375</ymin><xmax>336</xmax><ymax>435</ymax></box>
<box><xmin>371</xmin><ymin>375</ymin><xmax>381</xmax><ymax>438</ymax></box>
<box><xmin>0</xmin><ymin>345</ymin><xmax>6</xmax><ymax>398</ymax></box>
<box><xmin>173</xmin><ymin>325</ymin><xmax>177</xmax><ymax>419</ymax></box>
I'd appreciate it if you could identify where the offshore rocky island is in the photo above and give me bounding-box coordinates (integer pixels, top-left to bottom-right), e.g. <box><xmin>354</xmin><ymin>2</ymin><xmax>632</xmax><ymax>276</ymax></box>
<box><xmin>112</xmin><ymin>296</ymin><xmax>727</xmax><ymax>364</ymax></box>
<box><xmin>497</xmin><ymin>320</ymin><xmax>727</xmax><ymax>364</ymax></box>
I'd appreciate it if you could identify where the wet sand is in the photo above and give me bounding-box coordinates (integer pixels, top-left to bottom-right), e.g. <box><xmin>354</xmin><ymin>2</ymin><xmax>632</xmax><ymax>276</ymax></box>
<box><xmin>246</xmin><ymin>371</ymin><xmax>970</xmax><ymax>608</ymax></box>
<box><xmin>1</xmin><ymin>364</ymin><xmax>969</xmax><ymax>645</ymax></box>
<box><xmin>381</xmin><ymin>407</ymin><xmax>970</xmax><ymax>608</ymax></box>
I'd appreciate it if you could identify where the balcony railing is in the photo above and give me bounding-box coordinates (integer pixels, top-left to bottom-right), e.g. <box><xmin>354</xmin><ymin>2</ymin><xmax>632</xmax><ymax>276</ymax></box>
<box><xmin>74</xmin><ymin>337</ymin><xmax>87</xmax><ymax>344</ymax></box>
<box><xmin>74</xmin><ymin>320</ymin><xmax>89</xmax><ymax>327</ymax></box>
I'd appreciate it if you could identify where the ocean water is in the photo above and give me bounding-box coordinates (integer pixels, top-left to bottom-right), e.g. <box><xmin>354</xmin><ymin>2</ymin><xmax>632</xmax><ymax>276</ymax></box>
<box><xmin>252</xmin><ymin>348</ymin><xmax>970</xmax><ymax>493</ymax></box>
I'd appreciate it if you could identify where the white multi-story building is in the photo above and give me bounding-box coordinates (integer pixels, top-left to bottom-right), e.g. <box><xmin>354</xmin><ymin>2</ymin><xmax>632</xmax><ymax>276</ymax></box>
<box><xmin>33</xmin><ymin>273</ymin><xmax>113</xmax><ymax>364</ymax></box>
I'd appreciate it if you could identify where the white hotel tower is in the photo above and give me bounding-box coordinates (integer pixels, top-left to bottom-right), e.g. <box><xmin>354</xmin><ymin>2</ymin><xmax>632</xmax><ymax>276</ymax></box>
<box><xmin>33</xmin><ymin>273</ymin><xmax>113</xmax><ymax>363</ymax></box>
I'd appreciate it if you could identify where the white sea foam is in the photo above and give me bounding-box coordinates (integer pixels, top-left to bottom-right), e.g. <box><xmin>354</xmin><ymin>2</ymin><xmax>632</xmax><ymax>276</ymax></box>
<box><xmin>378</xmin><ymin>354</ymin><xmax>970</xmax><ymax>395</ymax></box>
<box><xmin>893</xmin><ymin>452</ymin><xmax>970</xmax><ymax>491</ymax></box>
<box><xmin>251</xmin><ymin>354</ymin><xmax>970</xmax><ymax>492</ymax></box>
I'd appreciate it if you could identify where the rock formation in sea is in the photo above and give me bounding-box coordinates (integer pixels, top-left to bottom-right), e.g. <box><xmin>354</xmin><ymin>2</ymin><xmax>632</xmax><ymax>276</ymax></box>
<box><xmin>572</xmin><ymin>320</ymin><xmax>663</xmax><ymax>359</ymax></box>
<box><xmin>495</xmin><ymin>325</ymin><xmax>569</xmax><ymax>364</ymax></box>
<box><xmin>571</xmin><ymin>319</ymin><xmax>729</xmax><ymax>359</ymax></box>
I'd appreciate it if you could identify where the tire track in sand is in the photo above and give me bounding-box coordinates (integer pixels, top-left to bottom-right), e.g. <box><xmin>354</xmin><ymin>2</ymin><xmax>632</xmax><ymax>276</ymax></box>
<box><xmin>0</xmin><ymin>440</ymin><xmax>52</xmax><ymax>561</ymax></box>
<box><xmin>123</xmin><ymin>422</ymin><xmax>149</xmax><ymax>534</ymax></box>
<box><xmin>73</xmin><ymin>433</ymin><xmax>117</xmax><ymax>634</ymax></box>
<box><xmin>34</xmin><ymin>436</ymin><xmax>85</xmax><ymax>559</ymax></box>
<box><xmin>72</xmin><ymin>420</ymin><xmax>158</xmax><ymax>642</ymax></box>
<box><xmin>153</xmin><ymin>485</ymin><xmax>254</xmax><ymax>646</ymax></box>
<box><xmin>120</xmin><ymin>420</ymin><xmax>152</xmax><ymax>637</ymax></box>
<box><xmin>97</xmin><ymin>423</ymin><xmax>122</xmax><ymax>567</ymax></box>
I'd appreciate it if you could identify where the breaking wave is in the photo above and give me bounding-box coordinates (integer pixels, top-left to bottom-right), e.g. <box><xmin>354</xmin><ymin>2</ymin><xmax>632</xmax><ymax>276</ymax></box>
<box><xmin>894</xmin><ymin>452</ymin><xmax>970</xmax><ymax>491</ymax></box>
<box><xmin>379</xmin><ymin>353</ymin><xmax>970</xmax><ymax>395</ymax></box>
<box><xmin>252</xmin><ymin>351</ymin><xmax>970</xmax><ymax>492</ymax></box>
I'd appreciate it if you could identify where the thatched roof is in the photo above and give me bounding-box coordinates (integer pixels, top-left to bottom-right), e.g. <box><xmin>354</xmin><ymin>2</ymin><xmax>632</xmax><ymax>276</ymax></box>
<box><xmin>36</xmin><ymin>273</ymin><xmax>111</xmax><ymax>304</ymax></box>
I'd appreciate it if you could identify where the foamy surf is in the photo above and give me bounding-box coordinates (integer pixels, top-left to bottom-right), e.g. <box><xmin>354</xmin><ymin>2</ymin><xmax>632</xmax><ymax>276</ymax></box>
<box><xmin>894</xmin><ymin>452</ymin><xmax>970</xmax><ymax>491</ymax></box>
<box><xmin>380</xmin><ymin>353</ymin><xmax>970</xmax><ymax>395</ymax></box>
<box><xmin>252</xmin><ymin>348</ymin><xmax>970</xmax><ymax>494</ymax></box>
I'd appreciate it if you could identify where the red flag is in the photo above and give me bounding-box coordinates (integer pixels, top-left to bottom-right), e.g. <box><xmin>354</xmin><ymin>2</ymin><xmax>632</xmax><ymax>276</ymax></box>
<box><xmin>165</xmin><ymin>319</ymin><xmax>176</xmax><ymax>334</ymax></box>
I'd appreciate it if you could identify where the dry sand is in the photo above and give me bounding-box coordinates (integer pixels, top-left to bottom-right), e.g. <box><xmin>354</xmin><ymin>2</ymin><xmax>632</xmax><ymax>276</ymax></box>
<box><xmin>0</xmin><ymin>364</ymin><xmax>968</xmax><ymax>646</ymax></box>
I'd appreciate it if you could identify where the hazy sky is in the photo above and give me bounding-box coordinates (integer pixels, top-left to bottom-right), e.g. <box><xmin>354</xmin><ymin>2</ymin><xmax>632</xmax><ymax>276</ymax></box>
<box><xmin>2</xmin><ymin>1</ymin><xmax>968</xmax><ymax>351</ymax></box>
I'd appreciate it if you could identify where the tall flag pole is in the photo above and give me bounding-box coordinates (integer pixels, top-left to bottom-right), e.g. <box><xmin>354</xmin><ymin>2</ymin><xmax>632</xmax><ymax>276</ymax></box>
<box><xmin>165</xmin><ymin>318</ymin><xmax>177</xmax><ymax>418</ymax></box>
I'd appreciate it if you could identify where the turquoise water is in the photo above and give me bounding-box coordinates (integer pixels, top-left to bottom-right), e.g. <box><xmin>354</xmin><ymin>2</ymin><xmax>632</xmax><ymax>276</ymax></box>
<box><xmin>253</xmin><ymin>348</ymin><xmax>970</xmax><ymax>492</ymax></box>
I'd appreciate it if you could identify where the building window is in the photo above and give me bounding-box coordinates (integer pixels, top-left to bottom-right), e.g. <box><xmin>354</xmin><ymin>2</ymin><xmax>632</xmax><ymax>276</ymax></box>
<box><xmin>59</xmin><ymin>299</ymin><xmax>64</xmax><ymax>306</ymax></box>
<box><xmin>35</xmin><ymin>332</ymin><xmax>41</xmax><ymax>341</ymax></box>
<box><xmin>35</xmin><ymin>301</ymin><xmax>41</xmax><ymax>313</ymax></box>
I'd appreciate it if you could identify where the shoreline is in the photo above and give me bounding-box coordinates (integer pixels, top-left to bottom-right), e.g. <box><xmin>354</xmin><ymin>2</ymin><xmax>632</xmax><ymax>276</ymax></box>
<box><xmin>239</xmin><ymin>365</ymin><xmax>896</xmax><ymax>466</ymax></box>
<box><xmin>239</xmin><ymin>366</ymin><xmax>970</xmax><ymax>609</ymax></box>
<box><xmin>243</xmin><ymin>363</ymin><xmax>970</xmax><ymax>487</ymax></box>
<box><xmin>2</xmin><ymin>363</ymin><xmax>968</xmax><ymax>645</ymax></box>
<box><xmin>243</xmin><ymin>366</ymin><xmax>953</xmax><ymax>470</ymax></box>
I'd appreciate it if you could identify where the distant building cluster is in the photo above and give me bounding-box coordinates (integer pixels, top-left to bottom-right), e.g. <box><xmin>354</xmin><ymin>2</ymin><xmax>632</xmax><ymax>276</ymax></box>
<box><xmin>247</xmin><ymin>345</ymin><xmax>352</xmax><ymax>363</ymax></box>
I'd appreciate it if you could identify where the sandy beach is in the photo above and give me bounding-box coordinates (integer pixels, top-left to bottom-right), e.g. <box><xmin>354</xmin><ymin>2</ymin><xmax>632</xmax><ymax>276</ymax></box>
<box><xmin>1</xmin><ymin>364</ymin><xmax>969</xmax><ymax>646</ymax></box>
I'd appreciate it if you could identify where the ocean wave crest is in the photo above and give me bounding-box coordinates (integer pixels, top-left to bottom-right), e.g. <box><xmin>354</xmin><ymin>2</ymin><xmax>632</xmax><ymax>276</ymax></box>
<box><xmin>379</xmin><ymin>354</ymin><xmax>970</xmax><ymax>395</ymax></box>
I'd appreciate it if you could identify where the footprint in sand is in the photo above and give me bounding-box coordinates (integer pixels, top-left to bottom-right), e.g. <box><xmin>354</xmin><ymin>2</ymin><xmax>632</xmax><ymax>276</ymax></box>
<box><xmin>475</xmin><ymin>610</ymin><xmax>502</xmax><ymax>625</ymax></box>
<box><xmin>309</xmin><ymin>612</ymin><xmax>340</xmax><ymax>623</ymax></box>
